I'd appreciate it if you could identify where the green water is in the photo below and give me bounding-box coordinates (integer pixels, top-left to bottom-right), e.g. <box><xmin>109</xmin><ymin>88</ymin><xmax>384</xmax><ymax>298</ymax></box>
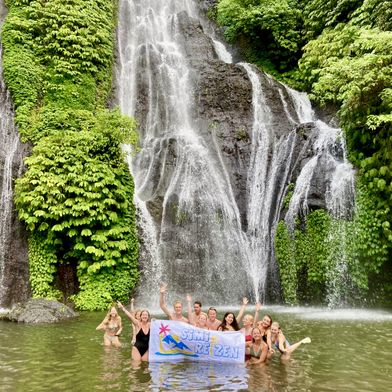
<box><xmin>0</xmin><ymin>307</ymin><xmax>391</xmax><ymax>391</ymax></box>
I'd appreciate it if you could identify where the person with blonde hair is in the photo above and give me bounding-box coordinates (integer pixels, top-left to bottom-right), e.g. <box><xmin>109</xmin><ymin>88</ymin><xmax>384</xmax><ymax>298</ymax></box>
<box><xmin>270</xmin><ymin>321</ymin><xmax>311</xmax><ymax>358</ymax></box>
<box><xmin>96</xmin><ymin>306</ymin><xmax>122</xmax><ymax>348</ymax></box>
<box><xmin>159</xmin><ymin>283</ymin><xmax>188</xmax><ymax>322</ymax></box>
<box><xmin>118</xmin><ymin>302</ymin><xmax>151</xmax><ymax>362</ymax></box>
<box><xmin>246</xmin><ymin>327</ymin><xmax>268</xmax><ymax>365</ymax></box>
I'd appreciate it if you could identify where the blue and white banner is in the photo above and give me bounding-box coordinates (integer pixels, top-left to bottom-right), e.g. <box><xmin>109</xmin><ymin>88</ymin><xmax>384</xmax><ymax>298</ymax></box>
<box><xmin>149</xmin><ymin>320</ymin><xmax>245</xmax><ymax>363</ymax></box>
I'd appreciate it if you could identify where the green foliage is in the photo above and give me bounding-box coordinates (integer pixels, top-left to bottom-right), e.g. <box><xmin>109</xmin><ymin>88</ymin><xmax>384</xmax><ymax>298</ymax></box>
<box><xmin>217</xmin><ymin>0</ymin><xmax>302</xmax><ymax>71</ymax></box>
<box><xmin>15</xmin><ymin>113</ymin><xmax>139</xmax><ymax>310</ymax></box>
<box><xmin>275</xmin><ymin>183</ymin><xmax>390</xmax><ymax>305</ymax></box>
<box><xmin>72</xmin><ymin>264</ymin><xmax>139</xmax><ymax>311</ymax></box>
<box><xmin>2</xmin><ymin>0</ymin><xmax>116</xmax><ymax>137</ymax></box>
<box><xmin>351</xmin><ymin>0</ymin><xmax>392</xmax><ymax>31</ymax></box>
<box><xmin>275</xmin><ymin>210</ymin><xmax>332</xmax><ymax>304</ymax></box>
<box><xmin>28</xmin><ymin>232</ymin><xmax>62</xmax><ymax>300</ymax></box>
<box><xmin>275</xmin><ymin>221</ymin><xmax>297</xmax><ymax>304</ymax></box>
<box><xmin>283</xmin><ymin>183</ymin><xmax>295</xmax><ymax>208</ymax></box>
<box><xmin>301</xmin><ymin>0</ymin><xmax>363</xmax><ymax>39</ymax></box>
<box><xmin>3</xmin><ymin>0</ymin><xmax>140</xmax><ymax>310</ymax></box>
<box><xmin>299</xmin><ymin>22</ymin><xmax>392</xmax><ymax>268</ymax></box>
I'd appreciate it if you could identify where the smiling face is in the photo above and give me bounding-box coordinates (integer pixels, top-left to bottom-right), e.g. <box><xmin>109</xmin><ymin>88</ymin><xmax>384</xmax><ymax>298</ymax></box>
<box><xmin>174</xmin><ymin>301</ymin><xmax>183</xmax><ymax>315</ymax></box>
<box><xmin>225</xmin><ymin>313</ymin><xmax>234</xmax><ymax>325</ymax></box>
<box><xmin>208</xmin><ymin>308</ymin><xmax>217</xmax><ymax>321</ymax></box>
<box><xmin>194</xmin><ymin>303</ymin><xmax>202</xmax><ymax>315</ymax></box>
<box><xmin>135</xmin><ymin>310</ymin><xmax>141</xmax><ymax>320</ymax></box>
<box><xmin>198</xmin><ymin>313</ymin><xmax>208</xmax><ymax>327</ymax></box>
<box><xmin>243</xmin><ymin>314</ymin><xmax>253</xmax><ymax>327</ymax></box>
<box><xmin>140</xmin><ymin>310</ymin><xmax>150</xmax><ymax>322</ymax></box>
<box><xmin>271</xmin><ymin>322</ymin><xmax>280</xmax><ymax>334</ymax></box>
<box><xmin>110</xmin><ymin>307</ymin><xmax>118</xmax><ymax>317</ymax></box>
<box><xmin>261</xmin><ymin>315</ymin><xmax>272</xmax><ymax>329</ymax></box>
<box><xmin>252</xmin><ymin>327</ymin><xmax>262</xmax><ymax>341</ymax></box>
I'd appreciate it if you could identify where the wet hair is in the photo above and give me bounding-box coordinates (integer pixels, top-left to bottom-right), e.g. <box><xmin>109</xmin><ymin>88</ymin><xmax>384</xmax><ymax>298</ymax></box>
<box><xmin>173</xmin><ymin>301</ymin><xmax>182</xmax><ymax>307</ymax></box>
<box><xmin>194</xmin><ymin>301</ymin><xmax>202</xmax><ymax>307</ymax></box>
<box><xmin>220</xmin><ymin>312</ymin><xmax>240</xmax><ymax>331</ymax></box>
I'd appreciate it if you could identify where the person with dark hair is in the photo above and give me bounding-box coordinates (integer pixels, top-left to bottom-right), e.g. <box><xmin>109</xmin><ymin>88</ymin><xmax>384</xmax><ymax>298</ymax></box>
<box><xmin>186</xmin><ymin>294</ymin><xmax>207</xmax><ymax>326</ymax></box>
<box><xmin>256</xmin><ymin>311</ymin><xmax>273</xmax><ymax>355</ymax></box>
<box><xmin>118</xmin><ymin>301</ymin><xmax>151</xmax><ymax>362</ymax></box>
<box><xmin>218</xmin><ymin>297</ymin><xmax>249</xmax><ymax>331</ymax></box>
<box><xmin>218</xmin><ymin>312</ymin><xmax>240</xmax><ymax>331</ymax></box>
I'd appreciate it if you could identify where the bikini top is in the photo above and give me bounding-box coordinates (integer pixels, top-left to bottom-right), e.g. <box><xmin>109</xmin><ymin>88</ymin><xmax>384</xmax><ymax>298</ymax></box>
<box><xmin>107</xmin><ymin>322</ymin><xmax>118</xmax><ymax>333</ymax></box>
<box><xmin>249</xmin><ymin>343</ymin><xmax>263</xmax><ymax>359</ymax></box>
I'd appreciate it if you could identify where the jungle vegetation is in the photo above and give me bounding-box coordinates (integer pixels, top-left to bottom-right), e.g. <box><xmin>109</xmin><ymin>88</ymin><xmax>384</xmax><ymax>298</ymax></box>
<box><xmin>2</xmin><ymin>0</ymin><xmax>139</xmax><ymax>310</ymax></box>
<box><xmin>215</xmin><ymin>0</ymin><xmax>391</xmax><ymax>306</ymax></box>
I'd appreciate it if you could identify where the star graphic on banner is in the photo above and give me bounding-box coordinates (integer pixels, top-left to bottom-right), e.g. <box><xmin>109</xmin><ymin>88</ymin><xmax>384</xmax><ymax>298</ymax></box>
<box><xmin>159</xmin><ymin>323</ymin><xmax>170</xmax><ymax>336</ymax></box>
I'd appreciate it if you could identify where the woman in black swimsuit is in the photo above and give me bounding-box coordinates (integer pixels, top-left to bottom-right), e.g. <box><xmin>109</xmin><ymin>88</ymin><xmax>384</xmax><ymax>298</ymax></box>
<box><xmin>118</xmin><ymin>302</ymin><xmax>151</xmax><ymax>361</ymax></box>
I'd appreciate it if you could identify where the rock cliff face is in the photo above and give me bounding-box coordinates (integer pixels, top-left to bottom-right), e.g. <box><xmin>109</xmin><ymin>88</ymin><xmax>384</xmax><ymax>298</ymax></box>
<box><xmin>0</xmin><ymin>0</ymin><xmax>30</xmax><ymax>308</ymax></box>
<box><xmin>115</xmin><ymin>0</ymin><xmax>355</xmax><ymax>304</ymax></box>
<box><xmin>0</xmin><ymin>0</ymin><xmax>353</xmax><ymax>307</ymax></box>
<box><xmin>0</xmin><ymin>76</ymin><xmax>30</xmax><ymax>308</ymax></box>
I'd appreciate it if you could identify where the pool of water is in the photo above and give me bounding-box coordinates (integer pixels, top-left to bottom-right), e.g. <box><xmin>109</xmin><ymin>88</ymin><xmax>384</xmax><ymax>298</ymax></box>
<box><xmin>1</xmin><ymin>307</ymin><xmax>391</xmax><ymax>391</ymax></box>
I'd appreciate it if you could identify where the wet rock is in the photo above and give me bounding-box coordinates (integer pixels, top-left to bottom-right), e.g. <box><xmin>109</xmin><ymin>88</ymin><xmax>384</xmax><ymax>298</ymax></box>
<box><xmin>0</xmin><ymin>60</ymin><xmax>31</xmax><ymax>308</ymax></box>
<box><xmin>6</xmin><ymin>299</ymin><xmax>78</xmax><ymax>324</ymax></box>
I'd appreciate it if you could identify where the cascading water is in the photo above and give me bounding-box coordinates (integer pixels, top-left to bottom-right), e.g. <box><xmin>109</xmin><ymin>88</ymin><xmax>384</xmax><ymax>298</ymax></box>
<box><xmin>116</xmin><ymin>0</ymin><xmax>356</xmax><ymax>306</ymax></box>
<box><xmin>0</xmin><ymin>67</ymin><xmax>19</xmax><ymax>304</ymax></box>
<box><xmin>240</xmin><ymin>64</ymin><xmax>298</xmax><ymax>302</ymax></box>
<box><xmin>0</xmin><ymin>2</ymin><xmax>29</xmax><ymax>308</ymax></box>
<box><xmin>117</xmin><ymin>0</ymin><xmax>250</xmax><ymax>305</ymax></box>
<box><xmin>283</xmin><ymin>89</ymin><xmax>356</xmax><ymax>307</ymax></box>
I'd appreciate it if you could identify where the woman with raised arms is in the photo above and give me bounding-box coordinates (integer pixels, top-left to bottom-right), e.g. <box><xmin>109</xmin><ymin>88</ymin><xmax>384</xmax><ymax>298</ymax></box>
<box><xmin>96</xmin><ymin>306</ymin><xmax>122</xmax><ymax>348</ymax></box>
<box><xmin>218</xmin><ymin>297</ymin><xmax>249</xmax><ymax>332</ymax></box>
<box><xmin>118</xmin><ymin>301</ymin><xmax>151</xmax><ymax>362</ymax></box>
<box><xmin>270</xmin><ymin>322</ymin><xmax>311</xmax><ymax>359</ymax></box>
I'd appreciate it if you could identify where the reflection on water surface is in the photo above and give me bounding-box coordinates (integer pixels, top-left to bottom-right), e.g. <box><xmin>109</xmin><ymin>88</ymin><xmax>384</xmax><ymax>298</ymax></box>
<box><xmin>0</xmin><ymin>307</ymin><xmax>391</xmax><ymax>391</ymax></box>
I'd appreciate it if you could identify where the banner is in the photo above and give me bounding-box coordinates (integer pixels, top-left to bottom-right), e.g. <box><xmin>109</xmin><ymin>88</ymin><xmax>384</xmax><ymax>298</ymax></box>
<box><xmin>149</xmin><ymin>320</ymin><xmax>245</xmax><ymax>363</ymax></box>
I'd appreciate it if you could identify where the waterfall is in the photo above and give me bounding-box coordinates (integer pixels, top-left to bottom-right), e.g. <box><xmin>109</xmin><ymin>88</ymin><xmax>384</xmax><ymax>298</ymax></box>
<box><xmin>117</xmin><ymin>0</ymin><xmax>249</xmax><ymax>305</ymax></box>
<box><xmin>0</xmin><ymin>8</ymin><xmax>29</xmax><ymax>307</ymax></box>
<box><xmin>239</xmin><ymin>64</ymin><xmax>297</xmax><ymax>301</ymax></box>
<box><xmin>116</xmin><ymin>0</ymin><xmax>356</xmax><ymax>306</ymax></box>
<box><xmin>0</xmin><ymin>82</ymin><xmax>20</xmax><ymax>303</ymax></box>
<box><xmin>282</xmin><ymin>89</ymin><xmax>356</xmax><ymax>307</ymax></box>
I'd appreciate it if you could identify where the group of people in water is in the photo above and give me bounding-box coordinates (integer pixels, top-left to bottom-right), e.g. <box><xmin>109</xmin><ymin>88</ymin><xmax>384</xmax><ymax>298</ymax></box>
<box><xmin>96</xmin><ymin>284</ymin><xmax>311</xmax><ymax>364</ymax></box>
